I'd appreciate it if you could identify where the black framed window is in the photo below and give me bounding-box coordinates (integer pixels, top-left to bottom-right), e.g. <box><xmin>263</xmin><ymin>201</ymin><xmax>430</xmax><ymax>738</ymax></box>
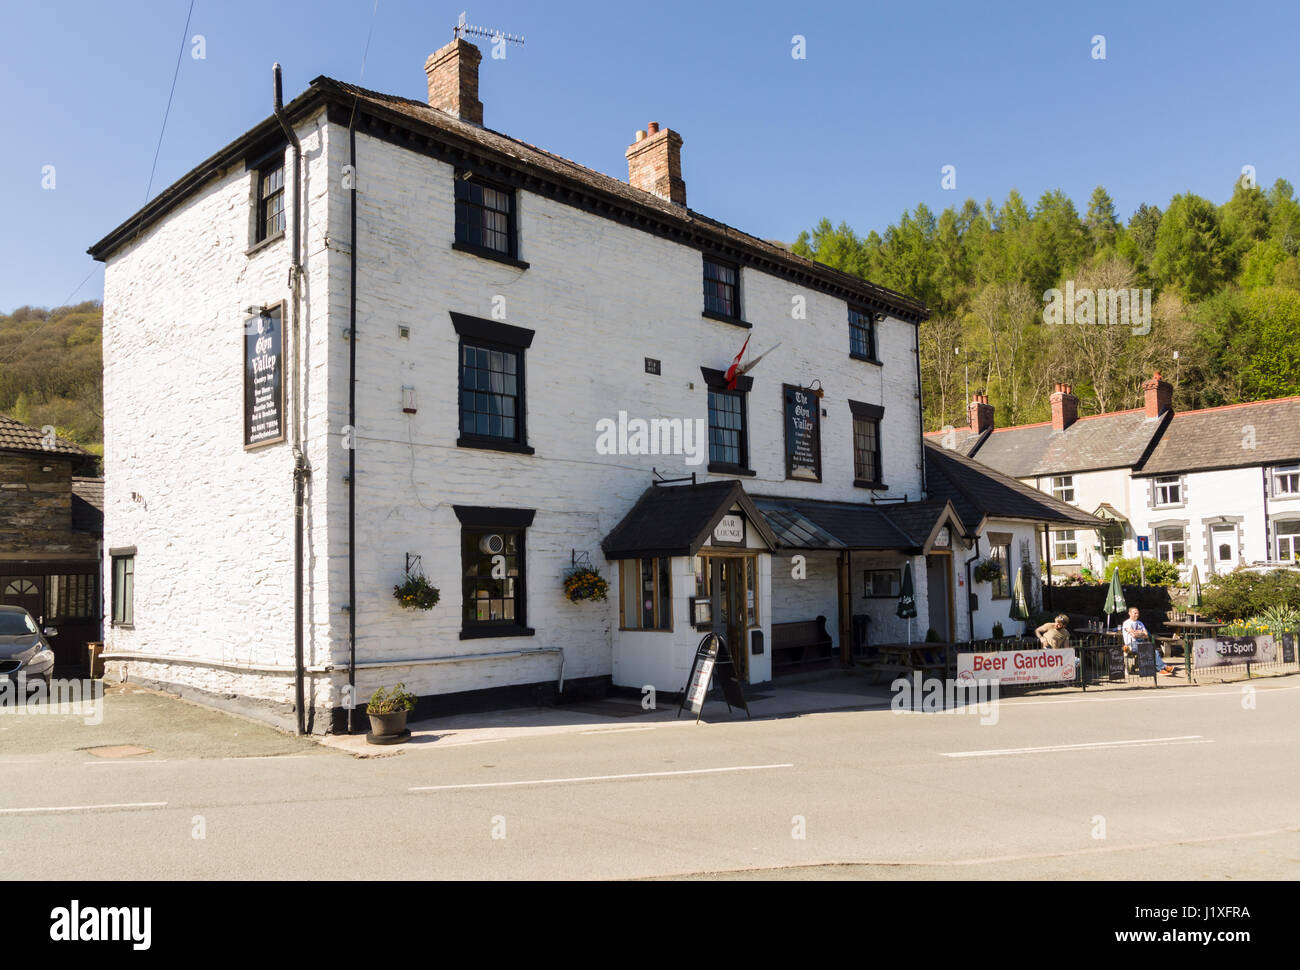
<box><xmin>989</xmin><ymin>542</ymin><xmax>1012</xmax><ymax>599</ymax></box>
<box><xmin>455</xmin><ymin>176</ymin><xmax>516</xmax><ymax>257</ymax></box>
<box><xmin>455</xmin><ymin>507</ymin><xmax>535</xmax><ymax>639</ymax></box>
<box><xmin>460</xmin><ymin>342</ymin><xmax>520</xmax><ymax>442</ymax></box>
<box><xmin>708</xmin><ymin>389</ymin><xmax>747</xmax><ymax>468</ymax></box>
<box><xmin>256</xmin><ymin>162</ymin><xmax>285</xmax><ymax>243</ymax></box>
<box><xmin>451</xmin><ymin>312</ymin><xmax>535</xmax><ymax>454</ymax></box>
<box><xmin>703</xmin><ymin>257</ymin><xmax>740</xmax><ymax>319</ymax></box>
<box><xmin>849</xmin><ymin>307</ymin><xmax>876</xmax><ymax>360</ymax></box>
<box><xmin>849</xmin><ymin>400</ymin><xmax>884</xmax><ymax>487</ymax></box>
<box><xmin>46</xmin><ymin>574</ymin><xmax>97</xmax><ymax>620</ymax></box>
<box><xmin>111</xmin><ymin>554</ymin><xmax>134</xmax><ymax>626</ymax></box>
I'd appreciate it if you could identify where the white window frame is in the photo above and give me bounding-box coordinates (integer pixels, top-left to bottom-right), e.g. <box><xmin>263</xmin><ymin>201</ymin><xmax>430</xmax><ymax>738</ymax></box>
<box><xmin>1153</xmin><ymin>475</ymin><xmax>1182</xmax><ymax>508</ymax></box>
<box><xmin>1051</xmin><ymin>475</ymin><xmax>1075</xmax><ymax>504</ymax></box>
<box><xmin>1155</xmin><ymin>526</ymin><xmax>1186</xmax><ymax>564</ymax></box>
<box><xmin>1273</xmin><ymin>464</ymin><xmax>1300</xmax><ymax>498</ymax></box>
<box><xmin>1053</xmin><ymin>529</ymin><xmax>1078</xmax><ymax>562</ymax></box>
<box><xmin>1276</xmin><ymin>520</ymin><xmax>1300</xmax><ymax>562</ymax></box>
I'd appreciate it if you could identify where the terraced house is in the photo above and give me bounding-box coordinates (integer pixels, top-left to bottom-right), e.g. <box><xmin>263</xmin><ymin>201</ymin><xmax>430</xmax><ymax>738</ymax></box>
<box><xmin>89</xmin><ymin>37</ymin><xmax>959</xmax><ymax>733</ymax></box>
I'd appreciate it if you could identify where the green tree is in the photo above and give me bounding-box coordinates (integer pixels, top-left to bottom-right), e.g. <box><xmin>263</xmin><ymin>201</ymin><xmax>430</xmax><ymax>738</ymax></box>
<box><xmin>1085</xmin><ymin>186</ymin><xmax>1120</xmax><ymax>250</ymax></box>
<box><xmin>1151</xmin><ymin>193</ymin><xmax>1230</xmax><ymax>299</ymax></box>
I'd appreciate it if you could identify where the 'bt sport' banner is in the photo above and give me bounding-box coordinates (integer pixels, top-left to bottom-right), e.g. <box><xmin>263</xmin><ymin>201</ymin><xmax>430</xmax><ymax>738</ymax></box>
<box><xmin>957</xmin><ymin>648</ymin><xmax>1076</xmax><ymax>685</ymax></box>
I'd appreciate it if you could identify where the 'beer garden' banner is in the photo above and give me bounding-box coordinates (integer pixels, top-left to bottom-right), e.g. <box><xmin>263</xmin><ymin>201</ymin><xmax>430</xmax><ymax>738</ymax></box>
<box><xmin>957</xmin><ymin>648</ymin><xmax>1076</xmax><ymax>685</ymax></box>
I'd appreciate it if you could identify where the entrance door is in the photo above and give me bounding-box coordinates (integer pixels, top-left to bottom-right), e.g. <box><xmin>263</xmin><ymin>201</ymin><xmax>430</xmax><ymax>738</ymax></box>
<box><xmin>714</xmin><ymin>558</ymin><xmax>749</xmax><ymax>682</ymax></box>
<box><xmin>1211</xmin><ymin>525</ymin><xmax>1237</xmax><ymax>571</ymax></box>
<box><xmin>925</xmin><ymin>555</ymin><xmax>952</xmax><ymax>642</ymax></box>
<box><xmin>1</xmin><ymin>577</ymin><xmax>44</xmax><ymax>623</ymax></box>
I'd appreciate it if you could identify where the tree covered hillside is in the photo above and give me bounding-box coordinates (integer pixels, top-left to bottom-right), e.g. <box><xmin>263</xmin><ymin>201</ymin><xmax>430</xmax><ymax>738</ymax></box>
<box><xmin>0</xmin><ymin>301</ymin><xmax>103</xmax><ymax>456</ymax></box>
<box><xmin>793</xmin><ymin>179</ymin><xmax>1300</xmax><ymax>430</ymax></box>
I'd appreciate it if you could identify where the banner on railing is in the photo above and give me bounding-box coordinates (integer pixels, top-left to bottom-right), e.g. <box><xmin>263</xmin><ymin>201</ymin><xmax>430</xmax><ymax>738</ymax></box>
<box><xmin>957</xmin><ymin>648</ymin><xmax>1076</xmax><ymax>685</ymax></box>
<box><xmin>1192</xmin><ymin>636</ymin><xmax>1276</xmax><ymax>669</ymax></box>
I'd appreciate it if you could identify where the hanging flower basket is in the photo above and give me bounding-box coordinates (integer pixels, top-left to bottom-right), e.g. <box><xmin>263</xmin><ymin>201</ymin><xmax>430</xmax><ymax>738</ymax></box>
<box><xmin>973</xmin><ymin>559</ymin><xmax>1004</xmax><ymax>584</ymax></box>
<box><xmin>563</xmin><ymin>566</ymin><xmax>609</xmax><ymax>603</ymax></box>
<box><xmin>393</xmin><ymin>573</ymin><xmax>440</xmax><ymax>610</ymax></box>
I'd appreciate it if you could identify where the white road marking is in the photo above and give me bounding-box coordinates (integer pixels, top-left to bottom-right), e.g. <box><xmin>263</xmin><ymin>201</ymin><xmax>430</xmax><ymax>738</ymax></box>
<box><xmin>220</xmin><ymin>754</ymin><xmax>312</xmax><ymax>761</ymax></box>
<box><xmin>410</xmin><ymin>763</ymin><xmax>794</xmax><ymax>792</ymax></box>
<box><xmin>84</xmin><ymin>760</ymin><xmax>168</xmax><ymax>766</ymax></box>
<box><xmin>942</xmin><ymin>735</ymin><xmax>1211</xmax><ymax>758</ymax></box>
<box><xmin>0</xmin><ymin>801</ymin><xmax>168</xmax><ymax>814</ymax></box>
<box><xmin>438</xmin><ymin>737</ymin><xmax>510</xmax><ymax>747</ymax></box>
<box><xmin>579</xmin><ymin>725</ymin><xmax>657</xmax><ymax>735</ymax></box>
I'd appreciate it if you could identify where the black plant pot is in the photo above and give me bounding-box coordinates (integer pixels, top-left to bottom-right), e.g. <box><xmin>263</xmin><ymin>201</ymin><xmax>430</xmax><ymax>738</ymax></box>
<box><xmin>367</xmin><ymin>710</ymin><xmax>410</xmax><ymax>743</ymax></box>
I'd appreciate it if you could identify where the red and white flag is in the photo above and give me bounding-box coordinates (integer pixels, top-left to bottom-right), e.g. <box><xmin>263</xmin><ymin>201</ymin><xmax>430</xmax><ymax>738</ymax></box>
<box><xmin>725</xmin><ymin>335</ymin><xmax>751</xmax><ymax>389</ymax></box>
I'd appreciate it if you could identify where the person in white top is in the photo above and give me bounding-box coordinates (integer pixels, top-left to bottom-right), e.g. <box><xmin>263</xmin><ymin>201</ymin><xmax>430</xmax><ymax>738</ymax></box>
<box><xmin>1121</xmin><ymin>606</ymin><xmax>1175</xmax><ymax>675</ymax></box>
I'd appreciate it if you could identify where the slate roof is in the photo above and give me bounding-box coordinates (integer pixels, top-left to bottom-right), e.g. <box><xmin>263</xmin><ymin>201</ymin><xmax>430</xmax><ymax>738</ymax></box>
<box><xmin>1134</xmin><ymin>396</ymin><xmax>1300</xmax><ymax>476</ymax></box>
<box><xmin>71</xmin><ymin>477</ymin><xmax>104</xmax><ymax>535</ymax></box>
<box><xmin>963</xmin><ymin>409</ymin><xmax>1167</xmax><ymax>478</ymax></box>
<box><xmin>88</xmin><ymin>74</ymin><xmax>927</xmax><ymax>323</ymax></box>
<box><xmin>751</xmin><ymin>496</ymin><xmax>922</xmax><ymax>550</ymax></box>
<box><xmin>921</xmin><ymin>426</ymin><xmax>986</xmax><ymax>457</ymax></box>
<box><xmin>924</xmin><ymin>440</ymin><xmax>1102</xmax><ymax>531</ymax></box>
<box><xmin>602</xmin><ymin>481</ymin><xmax>778</xmax><ymax>559</ymax></box>
<box><xmin>0</xmin><ymin>414</ymin><xmax>88</xmax><ymax>457</ymax></box>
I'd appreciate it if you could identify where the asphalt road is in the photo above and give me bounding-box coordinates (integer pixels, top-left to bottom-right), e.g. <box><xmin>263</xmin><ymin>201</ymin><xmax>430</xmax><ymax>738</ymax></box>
<box><xmin>2</xmin><ymin>679</ymin><xmax>1298</xmax><ymax>879</ymax></box>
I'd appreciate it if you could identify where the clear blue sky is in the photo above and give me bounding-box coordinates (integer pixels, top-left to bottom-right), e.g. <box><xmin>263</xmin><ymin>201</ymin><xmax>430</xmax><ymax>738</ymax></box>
<box><xmin>3</xmin><ymin>0</ymin><xmax>1298</xmax><ymax>312</ymax></box>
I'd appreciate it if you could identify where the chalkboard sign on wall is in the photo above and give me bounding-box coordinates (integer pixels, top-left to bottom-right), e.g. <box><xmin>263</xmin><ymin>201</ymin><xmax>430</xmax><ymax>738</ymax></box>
<box><xmin>783</xmin><ymin>384</ymin><xmax>821</xmax><ymax>482</ymax></box>
<box><xmin>244</xmin><ymin>306</ymin><xmax>285</xmax><ymax>449</ymax></box>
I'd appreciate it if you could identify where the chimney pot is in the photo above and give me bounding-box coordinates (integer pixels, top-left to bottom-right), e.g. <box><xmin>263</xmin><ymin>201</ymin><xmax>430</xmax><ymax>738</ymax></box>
<box><xmin>1143</xmin><ymin>371</ymin><xmax>1173</xmax><ymax>418</ymax></box>
<box><xmin>635</xmin><ymin>130</ymin><xmax>646</xmax><ymax>142</ymax></box>
<box><xmin>1050</xmin><ymin>384</ymin><xmax>1079</xmax><ymax>432</ymax></box>
<box><xmin>968</xmin><ymin>393</ymin><xmax>994</xmax><ymax>434</ymax></box>
<box><xmin>424</xmin><ymin>38</ymin><xmax>483</xmax><ymax>125</ymax></box>
<box><xmin>625</xmin><ymin>123</ymin><xmax>686</xmax><ymax>206</ymax></box>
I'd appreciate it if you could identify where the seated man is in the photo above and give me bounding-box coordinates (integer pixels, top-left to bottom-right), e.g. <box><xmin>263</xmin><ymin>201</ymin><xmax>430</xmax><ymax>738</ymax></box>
<box><xmin>1122</xmin><ymin>606</ymin><xmax>1175</xmax><ymax>675</ymax></box>
<box><xmin>1035</xmin><ymin>614</ymin><xmax>1071</xmax><ymax>649</ymax></box>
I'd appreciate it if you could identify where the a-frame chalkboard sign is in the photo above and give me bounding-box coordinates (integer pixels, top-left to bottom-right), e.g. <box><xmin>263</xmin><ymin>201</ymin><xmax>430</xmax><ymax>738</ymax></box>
<box><xmin>677</xmin><ymin>633</ymin><xmax>751</xmax><ymax>722</ymax></box>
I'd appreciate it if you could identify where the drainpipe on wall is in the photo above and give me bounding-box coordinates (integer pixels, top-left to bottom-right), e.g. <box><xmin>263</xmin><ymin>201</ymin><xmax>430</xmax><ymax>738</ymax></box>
<box><xmin>913</xmin><ymin>321</ymin><xmax>927</xmax><ymax>498</ymax></box>
<box><xmin>273</xmin><ymin>64</ymin><xmax>308</xmax><ymax>736</ymax></box>
<box><xmin>346</xmin><ymin>112</ymin><xmax>359</xmax><ymax>735</ymax></box>
<box><xmin>964</xmin><ymin>536</ymin><xmax>981</xmax><ymax>641</ymax></box>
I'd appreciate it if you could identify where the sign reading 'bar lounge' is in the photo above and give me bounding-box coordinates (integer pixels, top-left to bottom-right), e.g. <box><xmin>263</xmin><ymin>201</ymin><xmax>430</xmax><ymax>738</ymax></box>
<box><xmin>244</xmin><ymin>308</ymin><xmax>285</xmax><ymax>448</ymax></box>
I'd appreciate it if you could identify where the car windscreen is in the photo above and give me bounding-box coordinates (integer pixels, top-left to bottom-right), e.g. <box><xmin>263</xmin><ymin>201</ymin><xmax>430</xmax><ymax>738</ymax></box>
<box><xmin>0</xmin><ymin>612</ymin><xmax>38</xmax><ymax>635</ymax></box>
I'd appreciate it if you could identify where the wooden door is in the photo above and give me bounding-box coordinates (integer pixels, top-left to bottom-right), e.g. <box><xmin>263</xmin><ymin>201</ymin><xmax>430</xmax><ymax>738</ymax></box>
<box><xmin>1</xmin><ymin>577</ymin><xmax>44</xmax><ymax>623</ymax></box>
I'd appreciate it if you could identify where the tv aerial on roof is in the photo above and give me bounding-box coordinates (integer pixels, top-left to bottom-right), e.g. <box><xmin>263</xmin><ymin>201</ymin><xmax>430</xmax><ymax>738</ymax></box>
<box><xmin>453</xmin><ymin>11</ymin><xmax>525</xmax><ymax>47</ymax></box>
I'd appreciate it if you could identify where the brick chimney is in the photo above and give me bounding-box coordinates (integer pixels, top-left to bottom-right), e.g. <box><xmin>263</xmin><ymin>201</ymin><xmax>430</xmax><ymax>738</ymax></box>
<box><xmin>625</xmin><ymin>122</ymin><xmax>686</xmax><ymax>206</ymax></box>
<box><xmin>1143</xmin><ymin>371</ymin><xmax>1173</xmax><ymax>418</ymax></box>
<box><xmin>425</xmin><ymin>39</ymin><xmax>483</xmax><ymax>125</ymax></box>
<box><xmin>967</xmin><ymin>393</ymin><xmax>994</xmax><ymax>434</ymax></box>
<box><xmin>1050</xmin><ymin>383</ymin><xmax>1079</xmax><ymax>431</ymax></box>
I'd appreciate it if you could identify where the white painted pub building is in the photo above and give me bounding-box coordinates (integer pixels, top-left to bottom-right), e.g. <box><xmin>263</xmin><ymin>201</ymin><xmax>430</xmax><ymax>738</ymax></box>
<box><xmin>89</xmin><ymin>39</ymin><xmax>1087</xmax><ymax>732</ymax></box>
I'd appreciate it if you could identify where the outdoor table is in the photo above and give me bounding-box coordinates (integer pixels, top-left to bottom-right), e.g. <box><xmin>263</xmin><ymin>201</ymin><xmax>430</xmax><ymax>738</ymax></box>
<box><xmin>867</xmin><ymin>644</ymin><xmax>949</xmax><ymax>678</ymax></box>
<box><xmin>1166</xmin><ymin>620</ymin><xmax>1225</xmax><ymax>639</ymax></box>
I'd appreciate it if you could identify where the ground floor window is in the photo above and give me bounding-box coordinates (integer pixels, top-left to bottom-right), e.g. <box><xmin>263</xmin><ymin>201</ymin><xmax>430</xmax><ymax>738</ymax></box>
<box><xmin>47</xmin><ymin>574</ymin><xmax>97</xmax><ymax>620</ymax></box>
<box><xmin>1155</xmin><ymin>526</ymin><xmax>1186</xmax><ymax>564</ymax></box>
<box><xmin>111</xmin><ymin>555</ymin><xmax>134</xmax><ymax>626</ymax></box>
<box><xmin>1052</xmin><ymin>530</ymin><xmax>1077</xmax><ymax>564</ymax></box>
<box><xmin>989</xmin><ymin>541</ymin><xmax>1012</xmax><ymax>599</ymax></box>
<box><xmin>1100</xmin><ymin>523</ymin><xmax>1124</xmax><ymax>559</ymax></box>
<box><xmin>620</xmin><ymin>557</ymin><xmax>672</xmax><ymax>631</ymax></box>
<box><xmin>1276</xmin><ymin>520</ymin><xmax>1300</xmax><ymax>562</ymax></box>
<box><xmin>454</xmin><ymin>506</ymin><xmax>535</xmax><ymax>638</ymax></box>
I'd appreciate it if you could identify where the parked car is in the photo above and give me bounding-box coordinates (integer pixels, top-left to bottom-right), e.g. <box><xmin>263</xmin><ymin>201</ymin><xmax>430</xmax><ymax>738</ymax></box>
<box><xmin>0</xmin><ymin>605</ymin><xmax>56</xmax><ymax>687</ymax></box>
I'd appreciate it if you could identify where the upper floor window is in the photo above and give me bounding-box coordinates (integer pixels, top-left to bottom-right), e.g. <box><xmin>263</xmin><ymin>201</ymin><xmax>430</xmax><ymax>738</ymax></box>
<box><xmin>701</xmin><ymin>367</ymin><xmax>753</xmax><ymax>475</ymax></box>
<box><xmin>848</xmin><ymin>307</ymin><xmax>876</xmax><ymax>360</ymax></box>
<box><xmin>1273</xmin><ymin>465</ymin><xmax>1300</xmax><ymax>497</ymax></box>
<box><xmin>455</xmin><ymin>175</ymin><xmax>517</xmax><ymax>258</ymax></box>
<box><xmin>255</xmin><ymin>161</ymin><xmax>285</xmax><ymax>243</ymax></box>
<box><xmin>1051</xmin><ymin>475</ymin><xmax>1075</xmax><ymax>504</ymax></box>
<box><xmin>702</xmin><ymin>256</ymin><xmax>741</xmax><ymax>320</ymax></box>
<box><xmin>451</xmin><ymin>313</ymin><xmax>535</xmax><ymax>455</ymax></box>
<box><xmin>1052</xmin><ymin>530</ymin><xmax>1078</xmax><ymax>563</ymax></box>
<box><xmin>849</xmin><ymin>400</ymin><xmax>885</xmax><ymax>488</ymax></box>
<box><xmin>1153</xmin><ymin>475</ymin><xmax>1182</xmax><ymax>507</ymax></box>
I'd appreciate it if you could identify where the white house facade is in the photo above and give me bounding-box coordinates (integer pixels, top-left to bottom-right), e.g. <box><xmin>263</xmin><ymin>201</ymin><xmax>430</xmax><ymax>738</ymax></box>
<box><xmin>89</xmin><ymin>40</ymin><xmax>949</xmax><ymax>733</ymax></box>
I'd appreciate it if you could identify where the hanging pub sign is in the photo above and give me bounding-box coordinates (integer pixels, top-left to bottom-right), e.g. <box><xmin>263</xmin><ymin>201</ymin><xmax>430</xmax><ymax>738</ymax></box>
<box><xmin>244</xmin><ymin>305</ymin><xmax>285</xmax><ymax>448</ymax></box>
<box><xmin>783</xmin><ymin>384</ymin><xmax>821</xmax><ymax>482</ymax></box>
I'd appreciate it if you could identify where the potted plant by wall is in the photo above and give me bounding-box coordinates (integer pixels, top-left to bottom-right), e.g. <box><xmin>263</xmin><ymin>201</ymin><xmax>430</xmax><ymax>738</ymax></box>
<box><xmin>366</xmin><ymin>683</ymin><xmax>416</xmax><ymax>742</ymax></box>
<box><xmin>991</xmin><ymin>621</ymin><xmax>1005</xmax><ymax>639</ymax></box>
<box><xmin>563</xmin><ymin>565</ymin><xmax>609</xmax><ymax>603</ymax></box>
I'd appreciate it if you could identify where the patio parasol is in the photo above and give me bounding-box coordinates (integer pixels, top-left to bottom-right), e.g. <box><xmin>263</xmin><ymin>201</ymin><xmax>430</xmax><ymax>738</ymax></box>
<box><xmin>1103</xmin><ymin>567</ymin><xmax>1126</xmax><ymax>630</ymax></box>
<box><xmin>1010</xmin><ymin>563</ymin><xmax>1031</xmax><ymax>631</ymax></box>
<box><xmin>1186</xmin><ymin>564</ymin><xmax>1203</xmax><ymax>620</ymax></box>
<box><xmin>897</xmin><ymin>561</ymin><xmax>918</xmax><ymax>644</ymax></box>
